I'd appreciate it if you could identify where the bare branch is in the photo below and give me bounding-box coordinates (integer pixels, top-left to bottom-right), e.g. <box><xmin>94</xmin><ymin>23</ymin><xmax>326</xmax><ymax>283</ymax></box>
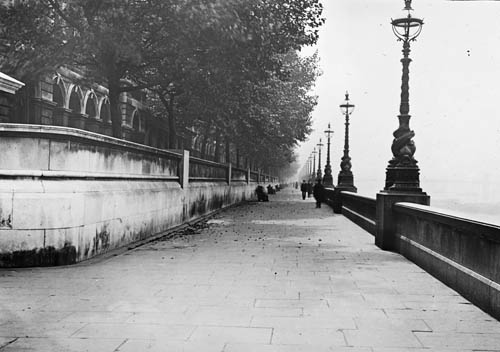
<box><xmin>41</xmin><ymin>0</ymin><xmax>82</xmax><ymax>32</ymax></box>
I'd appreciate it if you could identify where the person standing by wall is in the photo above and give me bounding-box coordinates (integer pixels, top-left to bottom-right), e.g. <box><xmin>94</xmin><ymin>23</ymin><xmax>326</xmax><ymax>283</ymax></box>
<box><xmin>300</xmin><ymin>180</ymin><xmax>307</xmax><ymax>200</ymax></box>
<box><xmin>307</xmin><ymin>181</ymin><xmax>313</xmax><ymax>198</ymax></box>
<box><xmin>313</xmin><ymin>178</ymin><xmax>325</xmax><ymax>208</ymax></box>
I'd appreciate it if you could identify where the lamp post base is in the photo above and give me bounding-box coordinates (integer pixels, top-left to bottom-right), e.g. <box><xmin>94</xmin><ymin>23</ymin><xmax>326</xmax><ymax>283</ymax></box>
<box><xmin>337</xmin><ymin>172</ymin><xmax>357</xmax><ymax>192</ymax></box>
<box><xmin>332</xmin><ymin>172</ymin><xmax>357</xmax><ymax>214</ymax></box>
<box><xmin>384</xmin><ymin>164</ymin><xmax>423</xmax><ymax>193</ymax></box>
<box><xmin>323</xmin><ymin>174</ymin><xmax>334</xmax><ymax>187</ymax></box>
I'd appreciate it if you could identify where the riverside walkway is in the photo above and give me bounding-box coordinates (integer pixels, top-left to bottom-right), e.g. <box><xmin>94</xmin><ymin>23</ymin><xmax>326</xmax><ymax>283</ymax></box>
<box><xmin>1</xmin><ymin>188</ymin><xmax>500</xmax><ymax>351</ymax></box>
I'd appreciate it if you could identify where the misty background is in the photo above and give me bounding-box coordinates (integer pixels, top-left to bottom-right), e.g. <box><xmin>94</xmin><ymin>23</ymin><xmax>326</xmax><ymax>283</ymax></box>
<box><xmin>297</xmin><ymin>0</ymin><xmax>500</xmax><ymax>224</ymax></box>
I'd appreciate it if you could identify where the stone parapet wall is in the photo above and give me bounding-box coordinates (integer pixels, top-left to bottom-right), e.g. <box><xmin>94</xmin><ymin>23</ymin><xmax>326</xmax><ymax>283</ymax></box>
<box><xmin>189</xmin><ymin>156</ymin><xmax>227</xmax><ymax>181</ymax></box>
<box><xmin>394</xmin><ymin>202</ymin><xmax>500</xmax><ymax>319</ymax></box>
<box><xmin>326</xmin><ymin>188</ymin><xmax>500</xmax><ymax>318</ymax></box>
<box><xmin>231</xmin><ymin>167</ymin><xmax>248</xmax><ymax>182</ymax></box>
<box><xmin>323</xmin><ymin>189</ymin><xmax>376</xmax><ymax>235</ymax></box>
<box><xmin>0</xmin><ymin>124</ymin><xmax>259</xmax><ymax>267</ymax></box>
<box><xmin>0</xmin><ymin>124</ymin><xmax>182</xmax><ymax>177</ymax></box>
<box><xmin>339</xmin><ymin>191</ymin><xmax>376</xmax><ymax>235</ymax></box>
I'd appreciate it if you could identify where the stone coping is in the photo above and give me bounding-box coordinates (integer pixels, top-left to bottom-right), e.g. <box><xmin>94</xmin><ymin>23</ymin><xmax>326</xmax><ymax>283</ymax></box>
<box><xmin>341</xmin><ymin>190</ymin><xmax>376</xmax><ymax>202</ymax></box>
<box><xmin>190</xmin><ymin>156</ymin><xmax>228</xmax><ymax>168</ymax></box>
<box><xmin>0</xmin><ymin>72</ymin><xmax>24</xmax><ymax>94</ymax></box>
<box><xmin>0</xmin><ymin>123</ymin><xmax>182</xmax><ymax>159</ymax></box>
<box><xmin>0</xmin><ymin>169</ymin><xmax>180</xmax><ymax>181</ymax></box>
<box><xmin>395</xmin><ymin>201</ymin><xmax>500</xmax><ymax>235</ymax></box>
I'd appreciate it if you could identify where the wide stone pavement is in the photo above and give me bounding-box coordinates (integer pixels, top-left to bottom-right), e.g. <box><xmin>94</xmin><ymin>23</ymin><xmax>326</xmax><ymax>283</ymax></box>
<box><xmin>1</xmin><ymin>187</ymin><xmax>500</xmax><ymax>352</ymax></box>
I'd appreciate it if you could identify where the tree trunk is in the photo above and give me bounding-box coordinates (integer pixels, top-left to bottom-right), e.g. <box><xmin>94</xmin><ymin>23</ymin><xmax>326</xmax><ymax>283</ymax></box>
<box><xmin>200</xmin><ymin>134</ymin><xmax>207</xmax><ymax>159</ymax></box>
<box><xmin>225</xmin><ymin>139</ymin><xmax>230</xmax><ymax>164</ymax></box>
<box><xmin>215</xmin><ymin>133</ymin><xmax>221</xmax><ymax>163</ymax></box>
<box><xmin>108</xmin><ymin>81</ymin><xmax>122</xmax><ymax>138</ymax></box>
<box><xmin>11</xmin><ymin>84</ymin><xmax>29</xmax><ymax>123</ymax></box>
<box><xmin>167</xmin><ymin>93</ymin><xmax>176</xmax><ymax>149</ymax></box>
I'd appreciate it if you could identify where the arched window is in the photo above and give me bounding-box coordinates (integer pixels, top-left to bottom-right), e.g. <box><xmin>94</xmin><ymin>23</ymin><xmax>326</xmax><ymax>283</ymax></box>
<box><xmin>132</xmin><ymin>110</ymin><xmax>140</xmax><ymax>131</ymax></box>
<box><xmin>100</xmin><ymin>101</ymin><xmax>111</xmax><ymax>122</ymax></box>
<box><xmin>69</xmin><ymin>89</ymin><xmax>81</xmax><ymax>113</ymax></box>
<box><xmin>85</xmin><ymin>94</ymin><xmax>97</xmax><ymax>117</ymax></box>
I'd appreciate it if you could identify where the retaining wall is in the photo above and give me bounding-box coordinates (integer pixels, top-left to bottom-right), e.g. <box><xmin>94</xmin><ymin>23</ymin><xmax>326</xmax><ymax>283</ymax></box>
<box><xmin>0</xmin><ymin>124</ymin><xmax>258</xmax><ymax>267</ymax></box>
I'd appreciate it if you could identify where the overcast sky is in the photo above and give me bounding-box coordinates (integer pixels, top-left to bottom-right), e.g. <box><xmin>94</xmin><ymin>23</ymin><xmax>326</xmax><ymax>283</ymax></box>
<box><xmin>298</xmin><ymin>0</ymin><xmax>500</xmax><ymax>200</ymax></box>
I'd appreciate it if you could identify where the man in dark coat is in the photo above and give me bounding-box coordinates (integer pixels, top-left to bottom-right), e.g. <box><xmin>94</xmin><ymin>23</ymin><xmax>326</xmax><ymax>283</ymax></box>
<box><xmin>300</xmin><ymin>180</ymin><xmax>307</xmax><ymax>200</ymax></box>
<box><xmin>255</xmin><ymin>185</ymin><xmax>269</xmax><ymax>202</ymax></box>
<box><xmin>313</xmin><ymin>178</ymin><xmax>325</xmax><ymax>208</ymax></box>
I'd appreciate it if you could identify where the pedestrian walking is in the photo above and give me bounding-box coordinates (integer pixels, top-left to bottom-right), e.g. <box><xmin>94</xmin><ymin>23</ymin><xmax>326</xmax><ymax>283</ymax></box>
<box><xmin>300</xmin><ymin>180</ymin><xmax>307</xmax><ymax>200</ymax></box>
<box><xmin>313</xmin><ymin>178</ymin><xmax>325</xmax><ymax>208</ymax></box>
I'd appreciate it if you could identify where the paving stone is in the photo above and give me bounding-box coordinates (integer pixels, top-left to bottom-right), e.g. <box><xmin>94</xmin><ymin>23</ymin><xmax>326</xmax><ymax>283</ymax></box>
<box><xmin>0</xmin><ymin>337</ymin><xmax>125</xmax><ymax>352</ymax></box>
<box><xmin>1</xmin><ymin>188</ymin><xmax>499</xmax><ymax>351</ymax></box>
<box><xmin>72</xmin><ymin>323</ymin><xmax>195</xmax><ymax>340</ymax></box>
<box><xmin>188</xmin><ymin>326</ymin><xmax>273</xmax><ymax>344</ymax></box>
<box><xmin>343</xmin><ymin>328</ymin><xmax>423</xmax><ymax>348</ymax></box>
<box><xmin>224</xmin><ymin>343</ymin><xmax>370</xmax><ymax>352</ymax></box>
<box><xmin>271</xmin><ymin>327</ymin><xmax>346</xmax><ymax>346</ymax></box>
<box><xmin>125</xmin><ymin>312</ymin><xmax>190</xmax><ymax>325</ymax></box>
<box><xmin>353</xmin><ymin>317</ymin><xmax>431</xmax><ymax>332</ymax></box>
<box><xmin>0</xmin><ymin>322</ymin><xmax>86</xmax><ymax>338</ymax></box>
<box><xmin>414</xmin><ymin>331</ymin><xmax>500</xmax><ymax>350</ymax></box>
<box><xmin>183</xmin><ymin>306</ymin><xmax>253</xmax><ymax>326</ymax></box>
<box><xmin>383</xmin><ymin>308</ymin><xmax>490</xmax><ymax>321</ymax></box>
<box><xmin>423</xmin><ymin>318</ymin><xmax>500</xmax><ymax>333</ymax></box>
<box><xmin>110</xmin><ymin>300</ymin><xmax>191</xmax><ymax>313</ymax></box>
<box><xmin>372</xmin><ymin>348</ymin><xmax>476</xmax><ymax>352</ymax></box>
<box><xmin>254</xmin><ymin>298</ymin><xmax>328</xmax><ymax>309</ymax></box>
<box><xmin>252</xmin><ymin>307</ymin><xmax>304</xmax><ymax>317</ymax></box>
<box><xmin>250</xmin><ymin>315</ymin><xmax>357</xmax><ymax>330</ymax></box>
<box><xmin>116</xmin><ymin>339</ymin><xmax>225</xmax><ymax>352</ymax></box>
<box><xmin>0</xmin><ymin>311</ymin><xmax>71</xmax><ymax>324</ymax></box>
<box><xmin>60</xmin><ymin>311</ymin><xmax>133</xmax><ymax>323</ymax></box>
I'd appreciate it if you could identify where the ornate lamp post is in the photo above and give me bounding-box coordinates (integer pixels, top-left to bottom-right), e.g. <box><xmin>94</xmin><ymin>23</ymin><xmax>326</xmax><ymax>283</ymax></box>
<box><xmin>323</xmin><ymin>124</ymin><xmax>334</xmax><ymax>186</ymax></box>
<box><xmin>311</xmin><ymin>148</ymin><xmax>317</xmax><ymax>181</ymax></box>
<box><xmin>337</xmin><ymin>92</ymin><xmax>357</xmax><ymax>192</ymax></box>
<box><xmin>384</xmin><ymin>0</ymin><xmax>425</xmax><ymax>192</ymax></box>
<box><xmin>316</xmin><ymin>139</ymin><xmax>324</xmax><ymax>180</ymax></box>
<box><xmin>376</xmin><ymin>0</ymin><xmax>429</xmax><ymax>251</ymax></box>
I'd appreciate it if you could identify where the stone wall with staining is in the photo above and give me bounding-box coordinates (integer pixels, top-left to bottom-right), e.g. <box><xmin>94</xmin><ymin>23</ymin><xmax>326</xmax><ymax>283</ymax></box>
<box><xmin>0</xmin><ymin>125</ymin><xmax>259</xmax><ymax>267</ymax></box>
